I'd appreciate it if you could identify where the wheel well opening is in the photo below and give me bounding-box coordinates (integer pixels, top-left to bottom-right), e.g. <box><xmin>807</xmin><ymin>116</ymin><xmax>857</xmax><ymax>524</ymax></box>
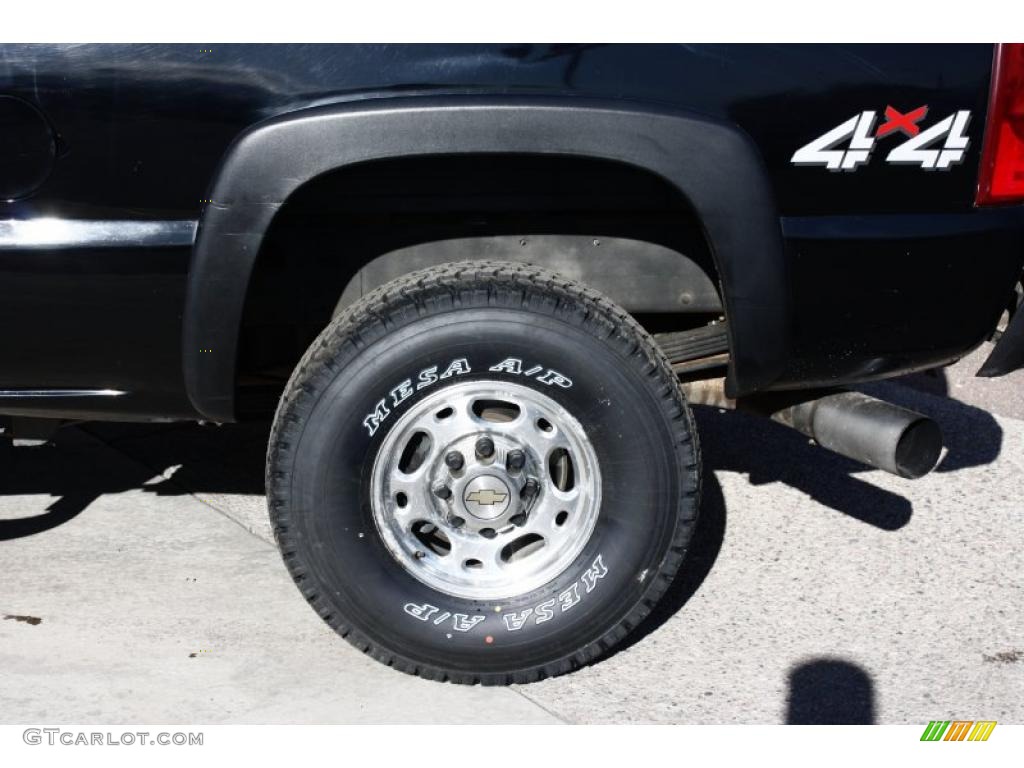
<box><xmin>235</xmin><ymin>153</ymin><xmax>722</xmax><ymax>418</ymax></box>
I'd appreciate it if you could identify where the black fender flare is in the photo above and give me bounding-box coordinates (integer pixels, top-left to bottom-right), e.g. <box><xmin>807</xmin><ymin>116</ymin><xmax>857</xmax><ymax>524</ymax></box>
<box><xmin>184</xmin><ymin>96</ymin><xmax>788</xmax><ymax>422</ymax></box>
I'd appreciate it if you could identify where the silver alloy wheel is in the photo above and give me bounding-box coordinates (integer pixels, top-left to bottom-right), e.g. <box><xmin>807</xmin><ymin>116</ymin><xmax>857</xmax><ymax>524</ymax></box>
<box><xmin>370</xmin><ymin>381</ymin><xmax>602</xmax><ymax>600</ymax></box>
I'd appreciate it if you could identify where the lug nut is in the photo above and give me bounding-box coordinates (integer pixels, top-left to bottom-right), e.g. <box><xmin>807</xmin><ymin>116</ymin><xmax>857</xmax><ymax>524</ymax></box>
<box><xmin>509</xmin><ymin>513</ymin><xmax>527</xmax><ymax>526</ymax></box>
<box><xmin>521</xmin><ymin>478</ymin><xmax>540</xmax><ymax>503</ymax></box>
<box><xmin>475</xmin><ymin>436</ymin><xmax>495</xmax><ymax>460</ymax></box>
<box><xmin>433</xmin><ymin>484</ymin><xmax>452</xmax><ymax>500</ymax></box>
<box><xmin>444</xmin><ymin>451</ymin><xmax>464</xmax><ymax>471</ymax></box>
<box><xmin>480</xmin><ymin>528</ymin><xmax>497</xmax><ymax>539</ymax></box>
<box><xmin>450</xmin><ymin>516</ymin><xmax>466</xmax><ymax>528</ymax></box>
<box><xmin>506</xmin><ymin>450</ymin><xmax>526</xmax><ymax>472</ymax></box>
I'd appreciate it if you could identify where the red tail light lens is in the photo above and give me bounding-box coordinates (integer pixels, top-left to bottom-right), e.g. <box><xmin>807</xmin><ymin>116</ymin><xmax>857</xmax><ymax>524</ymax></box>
<box><xmin>977</xmin><ymin>43</ymin><xmax>1024</xmax><ymax>206</ymax></box>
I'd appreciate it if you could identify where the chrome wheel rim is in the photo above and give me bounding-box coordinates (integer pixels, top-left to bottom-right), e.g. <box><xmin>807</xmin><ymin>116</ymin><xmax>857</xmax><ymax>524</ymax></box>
<box><xmin>370</xmin><ymin>380</ymin><xmax>601</xmax><ymax>601</ymax></box>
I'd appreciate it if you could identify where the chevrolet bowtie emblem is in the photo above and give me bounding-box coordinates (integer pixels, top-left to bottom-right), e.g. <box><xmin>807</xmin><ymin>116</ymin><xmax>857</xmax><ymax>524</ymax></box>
<box><xmin>466</xmin><ymin>489</ymin><xmax>508</xmax><ymax>506</ymax></box>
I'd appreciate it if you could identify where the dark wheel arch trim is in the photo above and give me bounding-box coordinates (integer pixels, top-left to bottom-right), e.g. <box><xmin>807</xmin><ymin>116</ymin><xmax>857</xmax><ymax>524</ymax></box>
<box><xmin>184</xmin><ymin>96</ymin><xmax>787</xmax><ymax>422</ymax></box>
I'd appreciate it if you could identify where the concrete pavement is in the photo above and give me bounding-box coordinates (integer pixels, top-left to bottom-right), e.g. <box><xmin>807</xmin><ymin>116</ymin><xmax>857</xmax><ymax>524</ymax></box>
<box><xmin>1</xmin><ymin>351</ymin><xmax>1021</xmax><ymax>723</ymax></box>
<box><xmin>0</xmin><ymin>428</ymin><xmax>558</xmax><ymax>723</ymax></box>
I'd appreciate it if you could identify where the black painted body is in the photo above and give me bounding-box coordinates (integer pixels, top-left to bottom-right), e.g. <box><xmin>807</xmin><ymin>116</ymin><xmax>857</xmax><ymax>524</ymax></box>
<box><xmin>0</xmin><ymin>44</ymin><xmax>1021</xmax><ymax>421</ymax></box>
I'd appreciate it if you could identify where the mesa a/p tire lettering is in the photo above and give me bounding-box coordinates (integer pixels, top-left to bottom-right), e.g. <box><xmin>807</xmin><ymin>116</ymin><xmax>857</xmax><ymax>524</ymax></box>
<box><xmin>401</xmin><ymin>553</ymin><xmax>608</xmax><ymax>636</ymax></box>
<box><xmin>267</xmin><ymin>262</ymin><xmax>700</xmax><ymax>684</ymax></box>
<box><xmin>362</xmin><ymin>356</ymin><xmax>574</xmax><ymax>437</ymax></box>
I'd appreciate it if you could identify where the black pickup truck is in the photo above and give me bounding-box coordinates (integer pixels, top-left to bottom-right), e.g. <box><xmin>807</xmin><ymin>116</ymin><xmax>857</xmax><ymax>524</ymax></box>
<box><xmin>2</xmin><ymin>43</ymin><xmax>1022</xmax><ymax>684</ymax></box>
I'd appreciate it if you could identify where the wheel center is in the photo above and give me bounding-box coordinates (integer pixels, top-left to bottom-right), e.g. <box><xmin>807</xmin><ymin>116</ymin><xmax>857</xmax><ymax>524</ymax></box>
<box><xmin>461</xmin><ymin>474</ymin><xmax>512</xmax><ymax>520</ymax></box>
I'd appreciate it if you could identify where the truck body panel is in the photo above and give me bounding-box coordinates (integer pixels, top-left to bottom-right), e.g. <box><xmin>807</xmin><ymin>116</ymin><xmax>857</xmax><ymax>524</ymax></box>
<box><xmin>0</xmin><ymin>43</ymin><xmax>1020</xmax><ymax>421</ymax></box>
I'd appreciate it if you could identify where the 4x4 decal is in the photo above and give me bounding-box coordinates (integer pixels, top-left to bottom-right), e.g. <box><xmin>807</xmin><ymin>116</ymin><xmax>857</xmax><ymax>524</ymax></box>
<box><xmin>791</xmin><ymin>106</ymin><xmax>971</xmax><ymax>171</ymax></box>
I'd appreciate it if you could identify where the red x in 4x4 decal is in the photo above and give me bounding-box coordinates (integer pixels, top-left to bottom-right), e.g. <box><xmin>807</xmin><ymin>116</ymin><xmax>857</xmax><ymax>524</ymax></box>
<box><xmin>876</xmin><ymin>105</ymin><xmax>929</xmax><ymax>138</ymax></box>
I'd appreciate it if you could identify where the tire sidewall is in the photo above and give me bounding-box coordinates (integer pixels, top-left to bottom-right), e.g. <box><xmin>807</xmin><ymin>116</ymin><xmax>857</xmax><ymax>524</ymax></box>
<box><xmin>278</xmin><ymin>303</ymin><xmax>691</xmax><ymax>674</ymax></box>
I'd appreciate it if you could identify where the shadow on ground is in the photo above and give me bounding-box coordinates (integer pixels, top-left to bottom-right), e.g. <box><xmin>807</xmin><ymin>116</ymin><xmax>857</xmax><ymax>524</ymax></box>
<box><xmin>598</xmin><ymin>376</ymin><xmax>1005</xmax><ymax>659</ymax></box>
<box><xmin>86</xmin><ymin>421</ymin><xmax>270</xmax><ymax>497</ymax></box>
<box><xmin>0</xmin><ymin>422</ymin><xmax>269</xmax><ymax>541</ymax></box>
<box><xmin>786</xmin><ymin>658</ymin><xmax>876</xmax><ymax>724</ymax></box>
<box><xmin>694</xmin><ymin>405</ymin><xmax>915</xmax><ymax>531</ymax></box>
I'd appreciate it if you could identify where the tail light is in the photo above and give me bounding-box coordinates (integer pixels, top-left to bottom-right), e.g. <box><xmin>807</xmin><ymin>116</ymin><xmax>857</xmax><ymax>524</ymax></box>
<box><xmin>976</xmin><ymin>43</ymin><xmax>1024</xmax><ymax>206</ymax></box>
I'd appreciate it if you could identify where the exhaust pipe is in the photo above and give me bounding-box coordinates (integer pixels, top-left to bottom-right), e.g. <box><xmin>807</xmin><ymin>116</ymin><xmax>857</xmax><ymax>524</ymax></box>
<box><xmin>682</xmin><ymin>379</ymin><xmax>943</xmax><ymax>479</ymax></box>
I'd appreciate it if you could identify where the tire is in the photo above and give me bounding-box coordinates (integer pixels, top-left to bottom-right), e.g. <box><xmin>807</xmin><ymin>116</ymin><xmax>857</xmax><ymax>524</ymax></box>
<box><xmin>267</xmin><ymin>261</ymin><xmax>701</xmax><ymax>684</ymax></box>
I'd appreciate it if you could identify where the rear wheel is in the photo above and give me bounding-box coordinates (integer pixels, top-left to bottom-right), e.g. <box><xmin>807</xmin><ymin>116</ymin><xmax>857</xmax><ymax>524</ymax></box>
<box><xmin>267</xmin><ymin>262</ymin><xmax>701</xmax><ymax>684</ymax></box>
